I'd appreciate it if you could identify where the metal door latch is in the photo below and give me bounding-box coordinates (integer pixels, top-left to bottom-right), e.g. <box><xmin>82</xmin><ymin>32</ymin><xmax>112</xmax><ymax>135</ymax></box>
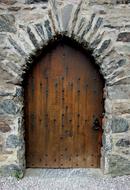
<box><xmin>93</xmin><ymin>118</ymin><xmax>100</xmax><ymax>130</ymax></box>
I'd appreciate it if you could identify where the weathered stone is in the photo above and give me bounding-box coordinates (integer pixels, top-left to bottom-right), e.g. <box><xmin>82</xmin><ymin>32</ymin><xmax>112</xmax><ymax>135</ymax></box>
<box><xmin>102</xmin><ymin>58</ymin><xmax>125</xmax><ymax>79</ymax></box>
<box><xmin>76</xmin><ymin>17</ymin><xmax>85</xmax><ymax>35</ymax></box>
<box><xmin>26</xmin><ymin>0</ymin><xmax>48</xmax><ymax>4</ymax></box>
<box><xmin>111</xmin><ymin>117</ymin><xmax>129</xmax><ymax>133</ymax></box>
<box><xmin>15</xmin><ymin>87</ymin><xmax>23</xmax><ymax>97</ymax></box>
<box><xmin>0</xmin><ymin>121</ymin><xmax>11</xmax><ymax>133</ymax></box>
<box><xmin>81</xmin><ymin>13</ymin><xmax>95</xmax><ymax>39</ymax></box>
<box><xmin>0</xmin><ymin>154</ymin><xmax>8</xmax><ymax>162</ymax></box>
<box><xmin>6</xmin><ymin>135</ymin><xmax>22</xmax><ymax>148</ymax></box>
<box><xmin>89</xmin><ymin>0</ymin><xmax>130</xmax><ymax>4</ymax></box>
<box><xmin>0</xmin><ymin>14</ymin><xmax>16</xmax><ymax>33</ymax></box>
<box><xmin>0</xmin><ymin>164</ymin><xmax>23</xmax><ymax>178</ymax></box>
<box><xmin>8</xmin><ymin>36</ymin><xmax>26</xmax><ymax>57</ymax></box>
<box><xmin>108</xmin><ymin>155</ymin><xmax>130</xmax><ymax>176</ymax></box>
<box><xmin>97</xmin><ymin>39</ymin><xmax>111</xmax><ymax>54</ymax></box>
<box><xmin>117</xmin><ymin>59</ymin><xmax>126</xmax><ymax>67</ymax></box>
<box><xmin>0</xmin><ymin>135</ymin><xmax>3</xmax><ymax>146</ymax></box>
<box><xmin>0</xmin><ymin>91</ymin><xmax>13</xmax><ymax>96</ymax></box>
<box><xmin>8</xmin><ymin>7</ymin><xmax>21</xmax><ymax>11</ymax></box>
<box><xmin>44</xmin><ymin>20</ymin><xmax>52</xmax><ymax>39</ymax></box>
<box><xmin>5</xmin><ymin>61</ymin><xmax>21</xmax><ymax>76</ymax></box>
<box><xmin>93</xmin><ymin>17</ymin><xmax>103</xmax><ymax>31</ymax></box>
<box><xmin>117</xmin><ymin>32</ymin><xmax>130</xmax><ymax>42</ymax></box>
<box><xmin>61</xmin><ymin>4</ymin><xmax>73</xmax><ymax>31</ymax></box>
<box><xmin>104</xmin><ymin>24</ymin><xmax>121</xmax><ymax>29</ymax></box>
<box><xmin>90</xmin><ymin>34</ymin><xmax>102</xmax><ymax>48</ymax></box>
<box><xmin>116</xmin><ymin>139</ymin><xmax>130</xmax><ymax>147</ymax></box>
<box><xmin>0</xmin><ymin>34</ymin><xmax>7</xmax><ymax>47</ymax></box>
<box><xmin>0</xmin><ymin>0</ymin><xmax>16</xmax><ymax>5</ymax></box>
<box><xmin>3</xmin><ymin>150</ymin><xmax>13</xmax><ymax>154</ymax></box>
<box><xmin>0</xmin><ymin>66</ymin><xmax>14</xmax><ymax>85</ymax></box>
<box><xmin>27</xmin><ymin>26</ymin><xmax>39</xmax><ymax>49</ymax></box>
<box><xmin>35</xmin><ymin>23</ymin><xmax>45</xmax><ymax>40</ymax></box>
<box><xmin>107</xmin><ymin>84</ymin><xmax>130</xmax><ymax>99</ymax></box>
<box><xmin>71</xmin><ymin>1</ymin><xmax>82</xmax><ymax>33</ymax></box>
<box><xmin>116</xmin><ymin>0</ymin><xmax>130</xmax><ymax>4</ymax></box>
<box><xmin>42</xmin><ymin>6</ymin><xmax>47</xmax><ymax>9</ymax></box>
<box><xmin>23</xmin><ymin>6</ymin><xmax>36</xmax><ymax>10</ymax></box>
<box><xmin>121</xmin><ymin>149</ymin><xmax>130</xmax><ymax>155</ymax></box>
<box><xmin>0</xmin><ymin>99</ymin><xmax>20</xmax><ymax>115</ymax></box>
<box><xmin>102</xmin><ymin>133</ymin><xmax>112</xmax><ymax>152</ymax></box>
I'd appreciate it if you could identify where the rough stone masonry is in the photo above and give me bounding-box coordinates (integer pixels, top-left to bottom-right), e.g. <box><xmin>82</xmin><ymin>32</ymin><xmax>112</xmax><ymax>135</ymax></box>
<box><xmin>0</xmin><ymin>0</ymin><xmax>130</xmax><ymax>177</ymax></box>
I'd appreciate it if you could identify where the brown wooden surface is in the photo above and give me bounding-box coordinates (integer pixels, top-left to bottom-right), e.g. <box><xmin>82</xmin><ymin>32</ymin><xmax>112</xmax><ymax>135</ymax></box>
<box><xmin>24</xmin><ymin>41</ymin><xmax>104</xmax><ymax>168</ymax></box>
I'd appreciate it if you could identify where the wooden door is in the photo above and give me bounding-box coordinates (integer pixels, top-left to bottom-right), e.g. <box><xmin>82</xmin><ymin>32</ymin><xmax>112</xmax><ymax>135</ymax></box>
<box><xmin>24</xmin><ymin>40</ymin><xmax>104</xmax><ymax>168</ymax></box>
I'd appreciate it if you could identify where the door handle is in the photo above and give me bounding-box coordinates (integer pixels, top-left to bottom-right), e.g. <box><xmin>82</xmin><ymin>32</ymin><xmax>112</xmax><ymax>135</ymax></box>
<box><xmin>92</xmin><ymin>118</ymin><xmax>101</xmax><ymax>131</ymax></box>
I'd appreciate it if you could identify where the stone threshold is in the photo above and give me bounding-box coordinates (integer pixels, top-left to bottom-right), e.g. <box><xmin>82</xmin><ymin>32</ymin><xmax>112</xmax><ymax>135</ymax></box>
<box><xmin>25</xmin><ymin>168</ymin><xmax>104</xmax><ymax>178</ymax></box>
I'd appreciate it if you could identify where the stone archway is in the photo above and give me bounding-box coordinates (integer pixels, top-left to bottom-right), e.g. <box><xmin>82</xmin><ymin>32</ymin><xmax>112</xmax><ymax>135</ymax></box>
<box><xmin>0</xmin><ymin>0</ymin><xmax>130</xmax><ymax>177</ymax></box>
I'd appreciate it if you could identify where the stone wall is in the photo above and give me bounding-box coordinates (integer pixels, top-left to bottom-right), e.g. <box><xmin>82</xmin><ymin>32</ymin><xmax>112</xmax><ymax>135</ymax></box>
<box><xmin>0</xmin><ymin>0</ymin><xmax>130</xmax><ymax>177</ymax></box>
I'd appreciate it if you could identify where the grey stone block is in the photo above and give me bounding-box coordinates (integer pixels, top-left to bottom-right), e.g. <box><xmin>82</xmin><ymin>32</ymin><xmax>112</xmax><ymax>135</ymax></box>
<box><xmin>6</xmin><ymin>134</ymin><xmax>23</xmax><ymax>148</ymax></box>
<box><xmin>0</xmin><ymin>99</ymin><xmax>20</xmax><ymax>115</ymax></box>
<box><xmin>26</xmin><ymin>0</ymin><xmax>48</xmax><ymax>4</ymax></box>
<box><xmin>0</xmin><ymin>164</ymin><xmax>23</xmax><ymax>178</ymax></box>
<box><xmin>0</xmin><ymin>0</ymin><xmax>17</xmax><ymax>5</ymax></box>
<box><xmin>111</xmin><ymin>117</ymin><xmax>129</xmax><ymax>133</ymax></box>
<box><xmin>35</xmin><ymin>23</ymin><xmax>45</xmax><ymax>40</ymax></box>
<box><xmin>8</xmin><ymin>36</ymin><xmax>26</xmax><ymax>57</ymax></box>
<box><xmin>0</xmin><ymin>14</ymin><xmax>16</xmax><ymax>33</ymax></box>
<box><xmin>108</xmin><ymin>155</ymin><xmax>130</xmax><ymax>176</ymax></box>
<box><xmin>61</xmin><ymin>5</ymin><xmax>73</xmax><ymax>31</ymax></box>
<box><xmin>97</xmin><ymin>39</ymin><xmax>111</xmax><ymax>54</ymax></box>
<box><xmin>27</xmin><ymin>26</ymin><xmax>39</xmax><ymax>49</ymax></box>
<box><xmin>117</xmin><ymin>32</ymin><xmax>130</xmax><ymax>42</ymax></box>
<box><xmin>116</xmin><ymin>139</ymin><xmax>130</xmax><ymax>147</ymax></box>
<box><xmin>93</xmin><ymin>17</ymin><xmax>103</xmax><ymax>31</ymax></box>
<box><xmin>44</xmin><ymin>20</ymin><xmax>52</xmax><ymax>39</ymax></box>
<box><xmin>0</xmin><ymin>121</ymin><xmax>11</xmax><ymax>133</ymax></box>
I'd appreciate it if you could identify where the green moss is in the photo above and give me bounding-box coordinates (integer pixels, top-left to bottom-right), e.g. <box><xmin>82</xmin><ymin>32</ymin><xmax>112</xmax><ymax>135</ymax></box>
<box><xmin>11</xmin><ymin>170</ymin><xmax>24</xmax><ymax>179</ymax></box>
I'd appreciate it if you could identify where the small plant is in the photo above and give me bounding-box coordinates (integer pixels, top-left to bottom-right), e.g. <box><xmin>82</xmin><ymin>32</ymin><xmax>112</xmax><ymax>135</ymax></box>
<box><xmin>12</xmin><ymin>170</ymin><xmax>24</xmax><ymax>180</ymax></box>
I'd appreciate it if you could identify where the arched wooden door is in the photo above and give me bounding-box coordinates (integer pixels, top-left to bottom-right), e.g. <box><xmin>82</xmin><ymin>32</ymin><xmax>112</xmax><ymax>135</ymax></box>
<box><xmin>24</xmin><ymin>40</ymin><xmax>104</xmax><ymax>168</ymax></box>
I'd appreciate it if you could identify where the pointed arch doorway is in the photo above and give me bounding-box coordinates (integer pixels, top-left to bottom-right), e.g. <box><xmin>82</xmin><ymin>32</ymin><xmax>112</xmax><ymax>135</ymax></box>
<box><xmin>24</xmin><ymin>38</ymin><xmax>104</xmax><ymax>168</ymax></box>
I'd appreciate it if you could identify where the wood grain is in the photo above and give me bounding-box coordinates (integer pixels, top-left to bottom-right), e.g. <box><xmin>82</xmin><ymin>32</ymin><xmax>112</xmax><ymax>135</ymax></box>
<box><xmin>24</xmin><ymin>41</ymin><xmax>104</xmax><ymax>168</ymax></box>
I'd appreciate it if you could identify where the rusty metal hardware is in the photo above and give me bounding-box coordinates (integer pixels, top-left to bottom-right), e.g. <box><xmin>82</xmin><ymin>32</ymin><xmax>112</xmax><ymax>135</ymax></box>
<box><xmin>93</xmin><ymin>118</ymin><xmax>100</xmax><ymax>130</ymax></box>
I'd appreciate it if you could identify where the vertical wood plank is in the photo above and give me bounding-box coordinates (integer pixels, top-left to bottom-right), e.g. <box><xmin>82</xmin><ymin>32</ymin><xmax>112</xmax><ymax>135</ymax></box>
<box><xmin>25</xmin><ymin>41</ymin><xmax>104</xmax><ymax>168</ymax></box>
